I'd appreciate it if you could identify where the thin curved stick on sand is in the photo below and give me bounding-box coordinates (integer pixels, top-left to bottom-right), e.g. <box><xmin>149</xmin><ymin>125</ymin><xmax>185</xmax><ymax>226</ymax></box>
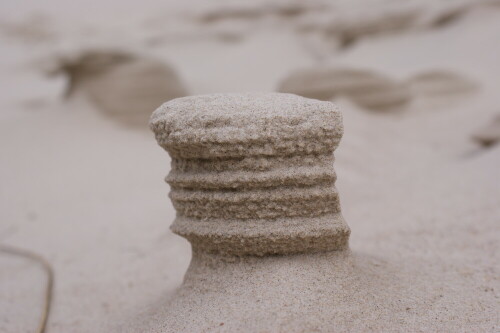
<box><xmin>0</xmin><ymin>244</ymin><xmax>54</xmax><ymax>333</ymax></box>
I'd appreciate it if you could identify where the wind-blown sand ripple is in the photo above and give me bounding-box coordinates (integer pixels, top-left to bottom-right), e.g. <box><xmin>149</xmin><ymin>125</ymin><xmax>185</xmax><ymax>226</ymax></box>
<box><xmin>278</xmin><ymin>67</ymin><xmax>412</xmax><ymax>111</ymax></box>
<box><xmin>407</xmin><ymin>70</ymin><xmax>478</xmax><ymax>97</ymax></box>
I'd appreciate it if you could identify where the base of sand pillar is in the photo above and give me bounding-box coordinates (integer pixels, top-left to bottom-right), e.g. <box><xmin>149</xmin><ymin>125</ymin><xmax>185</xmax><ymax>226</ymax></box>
<box><xmin>127</xmin><ymin>250</ymin><xmax>492</xmax><ymax>332</ymax></box>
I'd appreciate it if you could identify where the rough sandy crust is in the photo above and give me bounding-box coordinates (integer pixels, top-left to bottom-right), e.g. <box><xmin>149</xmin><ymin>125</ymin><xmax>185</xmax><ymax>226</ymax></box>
<box><xmin>150</xmin><ymin>93</ymin><xmax>349</xmax><ymax>256</ymax></box>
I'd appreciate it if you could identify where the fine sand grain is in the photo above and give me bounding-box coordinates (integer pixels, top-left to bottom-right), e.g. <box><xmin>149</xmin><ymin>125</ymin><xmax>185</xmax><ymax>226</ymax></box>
<box><xmin>1</xmin><ymin>0</ymin><xmax>499</xmax><ymax>332</ymax></box>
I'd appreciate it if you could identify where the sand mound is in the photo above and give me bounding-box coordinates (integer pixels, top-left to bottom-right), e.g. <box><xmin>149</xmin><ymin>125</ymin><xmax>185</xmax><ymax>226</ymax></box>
<box><xmin>277</xmin><ymin>67</ymin><xmax>411</xmax><ymax>111</ymax></box>
<box><xmin>55</xmin><ymin>50</ymin><xmax>188</xmax><ymax>128</ymax></box>
<box><xmin>407</xmin><ymin>70</ymin><xmax>478</xmax><ymax>97</ymax></box>
<box><xmin>472</xmin><ymin>114</ymin><xmax>500</xmax><ymax>147</ymax></box>
<box><xmin>131</xmin><ymin>251</ymin><xmax>496</xmax><ymax>333</ymax></box>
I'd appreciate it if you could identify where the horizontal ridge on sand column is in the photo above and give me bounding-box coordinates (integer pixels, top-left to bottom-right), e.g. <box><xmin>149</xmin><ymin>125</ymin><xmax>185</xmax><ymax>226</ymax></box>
<box><xmin>166</xmin><ymin>166</ymin><xmax>337</xmax><ymax>189</ymax></box>
<box><xmin>160</xmin><ymin>138</ymin><xmax>339</xmax><ymax>159</ymax></box>
<box><xmin>171</xmin><ymin>153</ymin><xmax>336</xmax><ymax>173</ymax></box>
<box><xmin>171</xmin><ymin>213</ymin><xmax>350</xmax><ymax>256</ymax></box>
<box><xmin>170</xmin><ymin>185</ymin><xmax>341</xmax><ymax>220</ymax></box>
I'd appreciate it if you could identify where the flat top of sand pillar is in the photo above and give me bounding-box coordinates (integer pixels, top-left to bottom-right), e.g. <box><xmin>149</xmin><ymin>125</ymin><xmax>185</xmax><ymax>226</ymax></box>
<box><xmin>150</xmin><ymin>92</ymin><xmax>343</xmax><ymax>159</ymax></box>
<box><xmin>150</xmin><ymin>92</ymin><xmax>349</xmax><ymax>256</ymax></box>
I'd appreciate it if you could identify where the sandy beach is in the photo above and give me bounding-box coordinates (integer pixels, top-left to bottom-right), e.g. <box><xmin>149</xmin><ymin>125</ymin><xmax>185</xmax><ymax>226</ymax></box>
<box><xmin>1</xmin><ymin>0</ymin><xmax>499</xmax><ymax>332</ymax></box>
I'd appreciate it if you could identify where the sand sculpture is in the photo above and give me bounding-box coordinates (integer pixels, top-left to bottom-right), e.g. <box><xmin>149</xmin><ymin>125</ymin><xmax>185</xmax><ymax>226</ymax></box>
<box><xmin>146</xmin><ymin>93</ymin><xmax>490</xmax><ymax>332</ymax></box>
<box><xmin>150</xmin><ymin>93</ymin><xmax>349</xmax><ymax>257</ymax></box>
<box><xmin>148</xmin><ymin>93</ymin><xmax>359</xmax><ymax>331</ymax></box>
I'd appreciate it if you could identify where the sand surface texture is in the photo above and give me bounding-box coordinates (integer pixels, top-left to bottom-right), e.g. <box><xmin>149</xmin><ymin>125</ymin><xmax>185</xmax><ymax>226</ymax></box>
<box><xmin>150</xmin><ymin>93</ymin><xmax>349</xmax><ymax>257</ymax></box>
<box><xmin>0</xmin><ymin>0</ymin><xmax>499</xmax><ymax>332</ymax></box>
<box><xmin>140</xmin><ymin>92</ymin><xmax>497</xmax><ymax>332</ymax></box>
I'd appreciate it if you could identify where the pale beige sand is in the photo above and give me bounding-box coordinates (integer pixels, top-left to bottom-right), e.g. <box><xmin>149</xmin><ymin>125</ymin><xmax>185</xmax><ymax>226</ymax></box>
<box><xmin>0</xmin><ymin>0</ymin><xmax>499</xmax><ymax>332</ymax></box>
<box><xmin>407</xmin><ymin>70</ymin><xmax>478</xmax><ymax>97</ymax></box>
<box><xmin>137</xmin><ymin>92</ymin><xmax>497</xmax><ymax>332</ymax></box>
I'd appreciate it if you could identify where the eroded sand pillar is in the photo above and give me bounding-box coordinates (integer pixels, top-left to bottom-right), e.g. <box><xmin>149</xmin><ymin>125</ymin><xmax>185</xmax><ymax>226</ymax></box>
<box><xmin>150</xmin><ymin>92</ymin><xmax>349</xmax><ymax>257</ymax></box>
<box><xmin>148</xmin><ymin>92</ymin><xmax>352</xmax><ymax>331</ymax></box>
<box><xmin>144</xmin><ymin>91</ymin><xmax>493</xmax><ymax>333</ymax></box>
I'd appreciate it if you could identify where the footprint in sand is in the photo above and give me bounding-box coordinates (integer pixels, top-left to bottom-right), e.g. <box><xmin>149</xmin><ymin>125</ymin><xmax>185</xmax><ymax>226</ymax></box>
<box><xmin>53</xmin><ymin>50</ymin><xmax>188</xmax><ymax>128</ymax></box>
<box><xmin>277</xmin><ymin>67</ymin><xmax>412</xmax><ymax>111</ymax></box>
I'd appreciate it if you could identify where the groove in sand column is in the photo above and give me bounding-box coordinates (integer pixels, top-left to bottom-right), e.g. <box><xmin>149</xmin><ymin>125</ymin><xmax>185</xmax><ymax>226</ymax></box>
<box><xmin>150</xmin><ymin>93</ymin><xmax>350</xmax><ymax>256</ymax></box>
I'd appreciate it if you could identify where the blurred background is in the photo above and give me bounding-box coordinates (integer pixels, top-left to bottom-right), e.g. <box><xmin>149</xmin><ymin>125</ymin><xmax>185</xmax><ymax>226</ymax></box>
<box><xmin>1</xmin><ymin>0</ymin><xmax>499</xmax><ymax>332</ymax></box>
